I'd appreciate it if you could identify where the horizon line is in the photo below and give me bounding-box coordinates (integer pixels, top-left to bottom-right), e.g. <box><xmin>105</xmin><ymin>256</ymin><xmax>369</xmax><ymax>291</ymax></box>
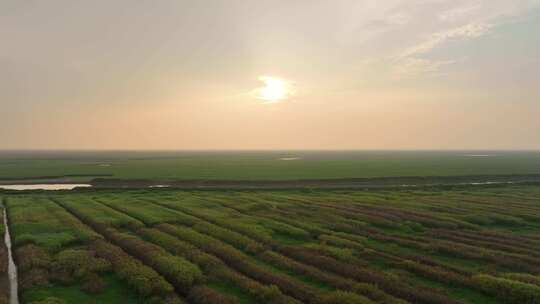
<box><xmin>1</xmin><ymin>148</ymin><xmax>540</xmax><ymax>152</ymax></box>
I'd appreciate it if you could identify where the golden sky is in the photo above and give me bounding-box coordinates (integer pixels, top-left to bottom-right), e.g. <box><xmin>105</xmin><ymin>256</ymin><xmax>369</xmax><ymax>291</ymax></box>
<box><xmin>1</xmin><ymin>1</ymin><xmax>539</xmax><ymax>149</ymax></box>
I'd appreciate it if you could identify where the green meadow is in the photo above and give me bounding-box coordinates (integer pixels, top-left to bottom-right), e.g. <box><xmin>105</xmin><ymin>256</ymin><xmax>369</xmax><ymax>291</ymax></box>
<box><xmin>1</xmin><ymin>151</ymin><xmax>540</xmax><ymax>181</ymax></box>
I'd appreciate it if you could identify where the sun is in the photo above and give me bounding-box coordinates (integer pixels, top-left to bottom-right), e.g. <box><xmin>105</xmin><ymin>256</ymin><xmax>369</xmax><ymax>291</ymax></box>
<box><xmin>255</xmin><ymin>76</ymin><xmax>292</xmax><ymax>103</ymax></box>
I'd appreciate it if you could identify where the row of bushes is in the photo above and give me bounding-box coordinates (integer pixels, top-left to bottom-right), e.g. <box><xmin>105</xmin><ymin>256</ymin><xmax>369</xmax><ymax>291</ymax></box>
<box><xmin>396</xmin><ymin>260</ymin><xmax>472</xmax><ymax>288</ymax></box>
<box><xmin>278</xmin><ymin>246</ymin><xmax>461</xmax><ymax>304</ymax></box>
<box><xmin>314</xmin><ymin>205</ymin><xmax>400</xmax><ymax>230</ymax></box>
<box><xmin>319</xmin><ymin>291</ymin><xmax>374</xmax><ymax>304</ymax></box>
<box><xmin>153</xmin><ymin>195</ymin><xmax>460</xmax><ymax>304</ymax></box>
<box><xmin>6</xmin><ymin>197</ymin><xmax>98</xmax><ymax>252</ymax></box>
<box><xmin>354</xmin><ymin>229</ymin><xmax>540</xmax><ymax>274</ymax></box>
<box><xmin>431</xmin><ymin>230</ymin><xmax>540</xmax><ymax>258</ymax></box>
<box><xmin>159</xmin><ymin>203</ymin><xmax>280</xmax><ymax>246</ymax></box>
<box><xmin>142</xmin><ymin>209</ymin><xmax>404</xmax><ymax>304</ymax></box>
<box><xmin>98</xmin><ymin>226</ymin><xmax>203</xmax><ymax>293</ymax></box>
<box><xmin>187</xmin><ymin>286</ymin><xmax>239</xmax><ymax>304</ymax></box>
<box><xmin>318</xmin><ymin>234</ymin><xmax>365</xmax><ymax>251</ymax></box>
<box><xmin>304</xmin><ymin>244</ymin><xmax>358</xmax><ymax>264</ymax></box>
<box><xmin>138</xmin><ymin>227</ymin><xmax>300</xmax><ymax>304</ymax></box>
<box><xmin>157</xmin><ymin>223</ymin><xmax>320</xmax><ymax>303</ymax></box>
<box><xmin>502</xmin><ymin>273</ymin><xmax>540</xmax><ymax>286</ymax></box>
<box><xmin>436</xmin><ymin>229</ymin><xmax>540</xmax><ymax>254</ymax></box>
<box><xmin>259</xmin><ymin>250</ymin><xmax>406</xmax><ymax>304</ymax></box>
<box><xmin>54</xmin><ymin>197</ymin><xmax>143</xmax><ymax>229</ymax></box>
<box><xmin>362</xmin><ymin>205</ymin><xmax>468</xmax><ymax>229</ymax></box>
<box><xmin>191</xmin><ymin>222</ymin><xmax>265</xmax><ymax>254</ymax></box>
<box><xmin>53</xmin><ymin>200</ymin><xmax>184</xmax><ymax>302</ymax></box>
<box><xmin>50</xmin><ymin>249</ymin><xmax>111</xmax><ymax>289</ymax></box>
<box><xmin>430</xmin><ymin>239</ymin><xmax>540</xmax><ymax>273</ymax></box>
<box><xmin>144</xmin><ymin>205</ymin><xmax>396</xmax><ymax>304</ymax></box>
<box><xmin>262</xmin><ymin>212</ymin><xmax>328</xmax><ymax>236</ymax></box>
<box><xmin>89</xmin><ymin>239</ymin><xmax>183</xmax><ymax>302</ymax></box>
<box><xmin>364</xmin><ymin>248</ymin><xmax>472</xmax><ymax>277</ymax></box>
<box><xmin>473</xmin><ymin>274</ymin><xmax>540</xmax><ymax>304</ymax></box>
<box><xmin>98</xmin><ymin>198</ymin><xmax>199</xmax><ymax>226</ymax></box>
<box><xmin>71</xmin><ymin>197</ymin><xmax>299</xmax><ymax>303</ymax></box>
<box><xmin>15</xmin><ymin>244</ymin><xmax>51</xmax><ymax>290</ymax></box>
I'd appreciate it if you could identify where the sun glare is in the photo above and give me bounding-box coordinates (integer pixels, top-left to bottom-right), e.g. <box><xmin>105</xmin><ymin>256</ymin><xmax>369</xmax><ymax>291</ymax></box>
<box><xmin>255</xmin><ymin>76</ymin><xmax>292</xmax><ymax>103</ymax></box>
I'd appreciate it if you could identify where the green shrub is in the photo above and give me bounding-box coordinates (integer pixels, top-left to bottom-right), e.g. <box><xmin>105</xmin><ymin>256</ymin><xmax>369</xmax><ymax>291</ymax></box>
<box><xmin>52</xmin><ymin>249</ymin><xmax>111</xmax><ymax>280</ymax></box>
<box><xmin>81</xmin><ymin>273</ymin><xmax>105</xmax><ymax>294</ymax></box>
<box><xmin>30</xmin><ymin>297</ymin><xmax>66</xmax><ymax>304</ymax></box>
<box><xmin>187</xmin><ymin>286</ymin><xmax>239</xmax><ymax>304</ymax></box>
<box><xmin>90</xmin><ymin>239</ymin><xmax>174</xmax><ymax>297</ymax></box>
<box><xmin>503</xmin><ymin>273</ymin><xmax>540</xmax><ymax>286</ymax></box>
<box><xmin>319</xmin><ymin>291</ymin><xmax>374</xmax><ymax>304</ymax></box>
<box><xmin>473</xmin><ymin>274</ymin><xmax>540</xmax><ymax>304</ymax></box>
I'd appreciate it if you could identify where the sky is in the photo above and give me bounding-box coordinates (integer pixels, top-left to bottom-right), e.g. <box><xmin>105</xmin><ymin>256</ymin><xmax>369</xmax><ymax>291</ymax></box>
<box><xmin>1</xmin><ymin>0</ymin><xmax>539</xmax><ymax>150</ymax></box>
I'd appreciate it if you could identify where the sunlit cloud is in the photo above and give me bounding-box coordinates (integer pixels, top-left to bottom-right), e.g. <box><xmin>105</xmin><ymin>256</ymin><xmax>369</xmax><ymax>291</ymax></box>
<box><xmin>253</xmin><ymin>76</ymin><xmax>295</xmax><ymax>103</ymax></box>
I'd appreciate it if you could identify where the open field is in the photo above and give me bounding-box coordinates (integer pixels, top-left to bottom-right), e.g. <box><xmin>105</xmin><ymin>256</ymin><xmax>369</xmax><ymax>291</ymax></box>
<box><xmin>1</xmin><ymin>185</ymin><xmax>540</xmax><ymax>303</ymax></box>
<box><xmin>1</xmin><ymin>151</ymin><xmax>540</xmax><ymax>182</ymax></box>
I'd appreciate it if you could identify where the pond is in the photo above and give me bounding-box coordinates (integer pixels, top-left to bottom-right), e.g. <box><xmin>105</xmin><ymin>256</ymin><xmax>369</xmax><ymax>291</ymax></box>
<box><xmin>0</xmin><ymin>184</ymin><xmax>92</xmax><ymax>191</ymax></box>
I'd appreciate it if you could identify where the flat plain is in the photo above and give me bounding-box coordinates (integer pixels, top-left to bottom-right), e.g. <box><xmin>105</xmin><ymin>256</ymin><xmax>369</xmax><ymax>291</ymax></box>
<box><xmin>2</xmin><ymin>185</ymin><xmax>540</xmax><ymax>304</ymax></box>
<box><xmin>1</xmin><ymin>151</ymin><xmax>540</xmax><ymax>181</ymax></box>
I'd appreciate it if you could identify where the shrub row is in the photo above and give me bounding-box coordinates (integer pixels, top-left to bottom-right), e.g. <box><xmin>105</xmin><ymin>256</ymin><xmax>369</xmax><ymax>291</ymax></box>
<box><xmin>438</xmin><ymin>230</ymin><xmax>540</xmax><ymax>253</ymax></box>
<box><xmin>430</xmin><ymin>239</ymin><xmax>540</xmax><ymax>273</ymax></box>
<box><xmin>89</xmin><ymin>239</ymin><xmax>176</xmax><ymax>298</ymax></box>
<box><xmin>278</xmin><ymin>246</ymin><xmax>461</xmax><ymax>304</ymax></box>
<box><xmin>50</xmin><ymin>249</ymin><xmax>111</xmax><ymax>285</ymax></box>
<box><xmin>503</xmin><ymin>273</ymin><xmax>540</xmax><ymax>287</ymax></box>
<box><xmin>191</xmin><ymin>222</ymin><xmax>264</xmax><ymax>254</ymax></box>
<box><xmin>473</xmin><ymin>274</ymin><xmax>540</xmax><ymax>304</ymax></box>
<box><xmin>101</xmin><ymin>228</ymin><xmax>203</xmax><ymax>293</ymax></box>
<box><xmin>365</xmin><ymin>249</ymin><xmax>472</xmax><ymax>277</ymax></box>
<box><xmin>157</xmin><ymin>223</ymin><xmax>319</xmax><ymax>303</ymax></box>
<box><xmin>54</xmin><ymin>197</ymin><xmax>143</xmax><ymax>229</ymax></box>
<box><xmin>53</xmin><ymin>200</ymin><xmax>183</xmax><ymax>301</ymax></box>
<box><xmin>431</xmin><ymin>231</ymin><xmax>540</xmax><ymax>258</ymax></box>
<box><xmin>15</xmin><ymin>244</ymin><xmax>52</xmax><ymax>289</ymax></box>
<box><xmin>259</xmin><ymin>251</ymin><xmax>407</xmax><ymax>304</ymax></box>
<box><xmin>358</xmin><ymin>231</ymin><xmax>540</xmax><ymax>274</ymax></box>
<box><xmin>60</xmin><ymin>200</ymin><xmax>198</xmax><ymax>280</ymax></box>
<box><xmin>187</xmin><ymin>286</ymin><xmax>239</xmax><ymax>304</ymax></box>
<box><xmin>96</xmin><ymin>198</ymin><xmax>198</xmax><ymax>226</ymax></box>
<box><xmin>138</xmin><ymin>227</ymin><xmax>299</xmax><ymax>304</ymax></box>
<box><xmin>151</xmin><ymin>201</ymin><xmax>278</xmax><ymax>246</ymax></box>
<box><xmin>396</xmin><ymin>260</ymin><xmax>472</xmax><ymax>288</ymax></box>
<box><xmin>318</xmin><ymin>234</ymin><xmax>365</xmax><ymax>251</ymax></box>
<box><xmin>7</xmin><ymin>197</ymin><xmax>98</xmax><ymax>252</ymax></box>
<box><xmin>319</xmin><ymin>291</ymin><xmax>374</xmax><ymax>304</ymax></box>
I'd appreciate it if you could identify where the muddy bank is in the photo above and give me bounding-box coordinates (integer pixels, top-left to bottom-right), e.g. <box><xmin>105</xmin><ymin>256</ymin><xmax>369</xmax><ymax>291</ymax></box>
<box><xmin>89</xmin><ymin>174</ymin><xmax>540</xmax><ymax>190</ymax></box>
<box><xmin>0</xmin><ymin>205</ymin><xmax>10</xmax><ymax>304</ymax></box>
<box><xmin>3</xmin><ymin>209</ymin><xmax>17</xmax><ymax>304</ymax></box>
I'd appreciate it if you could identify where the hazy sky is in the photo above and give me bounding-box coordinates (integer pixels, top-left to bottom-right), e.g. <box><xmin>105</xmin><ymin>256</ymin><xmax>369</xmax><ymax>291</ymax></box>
<box><xmin>2</xmin><ymin>0</ymin><xmax>539</xmax><ymax>150</ymax></box>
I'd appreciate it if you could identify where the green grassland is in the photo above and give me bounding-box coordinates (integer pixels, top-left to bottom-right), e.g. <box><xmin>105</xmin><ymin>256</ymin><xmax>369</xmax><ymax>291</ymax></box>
<box><xmin>2</xmin><ymin>185</ymin><xmax>540</xmax><ymax>303</ymax></box>
<box><xmin>1</xmin><ymin>151</ymin><xmax>540</xmax><ymax>181</ymax></box>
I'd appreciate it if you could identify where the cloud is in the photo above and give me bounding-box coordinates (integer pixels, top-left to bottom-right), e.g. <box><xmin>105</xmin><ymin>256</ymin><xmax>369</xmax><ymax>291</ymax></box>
<box><xmin>400</xmin><ymin>22</ymin><xmax>493</xmax><ymax>58</ymax></box>
<box><xmin>439</xmin><ymin>4</ymin><xmax>482</xmax><ymax>22</ymax></box>
<box><xmin>350</xmin><ymin>0</ymin><xmax>540</xmax><ymax>78</ymax></box>
<box><xmin>392</xmin><ymin>58</ymin><xmax>458</xmax><ymax>78</ymax></box>
<box><xmin>391</xmin><ymin>21</ymin><xmax>492</xmax><ymax>78</ymax></box>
